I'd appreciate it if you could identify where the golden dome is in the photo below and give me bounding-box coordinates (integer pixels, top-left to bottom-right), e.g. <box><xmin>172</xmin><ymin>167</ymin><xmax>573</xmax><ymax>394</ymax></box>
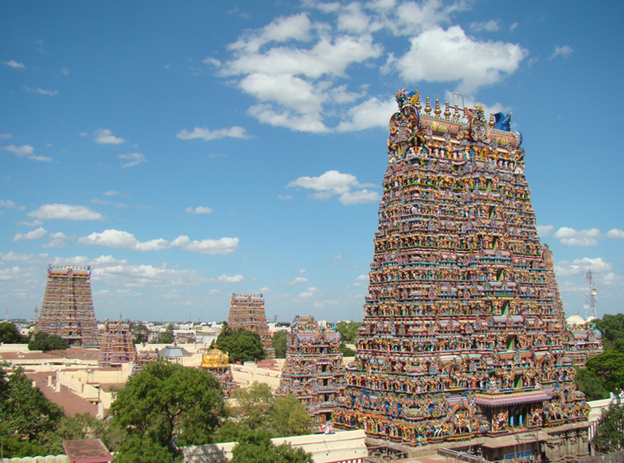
<box><xmin>201</xmin><ymin>348</ymin><xmax>230</xmax><ymax>368</ymax></box>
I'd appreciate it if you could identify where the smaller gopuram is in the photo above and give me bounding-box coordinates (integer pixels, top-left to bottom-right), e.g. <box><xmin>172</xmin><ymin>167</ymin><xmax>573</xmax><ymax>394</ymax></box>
<box><xmin>37</xmin><ymin>265</ymin><xmax>100</xmax><ymax>346</ymax></box>
<box><xmin>277</xmin><ymin>316</ymin><xmax>347</xmax><ymax>430</ymax></box>
<box><xmin>98</xmin><ymin>320</ymin><xmax>136</xmax><ymax>368</ymax></box>
<box><xmin>199</xmin><ymin>348</ymin><xmax>238</xmax><ymax>397</ymax></box>
<box><xmin>228</xmin><ymin>293</ymin><xmax>275</xmax><ymax>358</ymax></box>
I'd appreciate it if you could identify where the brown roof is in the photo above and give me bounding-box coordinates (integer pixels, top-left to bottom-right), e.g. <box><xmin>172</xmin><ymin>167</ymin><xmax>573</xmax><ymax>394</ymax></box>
<box><xmin>63</xmin><ymin>439</ymin><xmax>113</xmax><ymax>463</ymax></box>
<box><xmin>25</xmin><ymin>372</ymin><xmax>98</xmax><ymax>417</ymax></box>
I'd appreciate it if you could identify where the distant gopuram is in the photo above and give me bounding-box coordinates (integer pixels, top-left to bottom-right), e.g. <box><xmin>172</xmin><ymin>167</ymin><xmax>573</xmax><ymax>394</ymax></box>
<box><xmin>277</xmin><ymin>316</ymin><xmax>346</xmax><ymax>430</ymax></box>
<box><xmin>228</xmin><ymin>293</ymin><xmax>275</xmax><ymax>358</ymax></box>
<box><xmin>334</xmin><ymin>91</ymin><xmax>589</xmax><ymax>459</ymax></box>
<box><xmin>36</xmin><ymin>265</ymin><xmax>99</xmax><ymax>346</ymax></box>
<box><xmin>98</xmin><ymin>319</ymin><xmax>136</xmax><ymax>367</ymax></box>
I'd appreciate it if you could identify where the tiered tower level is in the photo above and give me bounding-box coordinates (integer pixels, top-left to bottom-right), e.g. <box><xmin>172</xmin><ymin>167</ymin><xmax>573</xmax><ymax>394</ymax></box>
<box><xmin>334</xmin><ymin>91</ymin><xmax>588</xmax><ymax>445</ymax></box>
<box><xmin>98</xmin><ymin>319</ymin><xmax>136</xmax><ymax>368</ymax></box>
<box><xmin>228</xmin><ymin>293</ymin><xmax>275</xmax><ymax>358</ymax></box>
<box><xmin>277</xmin><ymin>316</ymin><xmax>347</xmax><ymax>430</ymax></box>
<box><xmin>37</xmin><ymin>265</ymin><xmax>99</xmax><ymax>346</ymax></box>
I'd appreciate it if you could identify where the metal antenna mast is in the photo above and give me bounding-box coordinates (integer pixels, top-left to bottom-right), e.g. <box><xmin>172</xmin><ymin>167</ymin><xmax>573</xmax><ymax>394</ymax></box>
<box><xmin>584</xmin><ymin>269</ymin><xmax>598</xmax><ymax>320</ymax></box>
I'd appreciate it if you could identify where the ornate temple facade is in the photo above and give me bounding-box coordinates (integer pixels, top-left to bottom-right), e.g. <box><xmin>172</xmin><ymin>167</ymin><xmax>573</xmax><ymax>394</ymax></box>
<box><xmin>277</xmin><ymin>316</ymin><xmax>347</xmax><ymax>430</ymax></box>
<box><xmin>199</xmin><ymin>348</ymin><xmax>237</xmax><ymax>397</ymax></box>
<box><xmin>228</xmin><ymin>293</ymin><xmax>275</xmax><ymax>358</ymax></box>
<box><xmin>36</xmin><ymin>265</ymin><xmax>100</xmax><ymax>346</ymax></box>
<box><xmin>334</xmin><ymin>91</ymin><xmax>589</xmax><ymax>455</ymax></box>
<box><xmin>98</xmin><ymin>320</ymin><xmax>136</xmax><ymax>368</ymax></box>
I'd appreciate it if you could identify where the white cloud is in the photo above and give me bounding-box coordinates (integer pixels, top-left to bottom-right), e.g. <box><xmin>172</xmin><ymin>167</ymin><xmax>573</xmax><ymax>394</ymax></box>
<box><xmin>104</xmin><ymin>190</ymin><xmax>126</xmax><ymax>197</ymax></box>
<box><xmin>287</xmin><ymin>170</ymin><xmax>377</xmax><ymax>205</ymax></box>
<box><xmin>44</xmin><ymin>232</ymin><xmax>68</xmax><ymax>249</ymax></box>
<box><xmin>185</xmin><ymin>206</ymin><xmax>213</xmax><ymax>214</ymax></box>
<box><xmin>24</xmin><ymin>87</ymin><xmax>57</xmax><ymax>96</ymax></box>
<box><xmin>209</xmin><ymin>274</ymin><xmax>245</xmax><ymax>283</ymax></box>
<box><xmin>393</xmin><ymin>0</ymin><xmax>465</xmax><ymax>35</ymax></box>
<box><xmin>337</xmin><ymin>3</ymin><xmax>370</xmax><ymax>33</ymax></box>
<box><xmin>355</xmin><ymin>274</ymin><xmax>369</xmax><ymax>281</ymax></box>
<box><xmin>17</xmin><ymin>220</ymin><xmax>42</xmax><ymax>227</ymax></box>
<box><xmin>553</xmin><ymin>227</ymin><xmax>601</xmax><ymax>246</ymax></box>
<box><xmin>288</xmin><ymin>277</ymin><xmax>308</xmax><ymax>285</ymax></box>
<box><xmin>536</xmin><ymin>224</ymin><xmax>554</xmax><ymax>237</ymax></box>
<box><xmin>228</xmin><ymin>13</ymin><xmax>313</xmax><ymax>54</ymax></box>
<box><xmin>61</xmin><ymin>66</ymin><xmax>70</xmax><ymax>76</ymax></box>
<box><xmin>469</xmin><ymin>20</ymin><xmax>499</xmax><ymax>32</ymax></box>
<box><xmin>510</xmin><ymin>22</ymin><xmax>518</xmax><ymax>32</ymax></box>
<box><xmin>202</xmin><ymin>56</ymin><xmax>222</xmax><ymax>68</ymax></box>
<box><xmin>0</xmin><ymin>200</ymin><xmax>17</xmax><ymax>208</ymax></box>
<box><xmin>2</xmin><ymin>60</ymin><xmax>25</xmax><ymax>70</ymax></box>
<box><xmin>13</xmin><ymin>227</ymin><xmax>47</xmax><ymax>242</ymax></box>
<box><xmin>278</xmin><ymin>195</ymin><xmax>293</xmax><ymax>200</ymax></box>
<box><xmin>299</xmin><ymin>287</ymin><xmax>319</xmax><ymax>298</ymax></box>
<box><xmin>0</xmin><ymin>133</ymin><xmax>12</xmax><ymax>139</ymax></box>
<box><xmin>177</xmin><ymin>126</ymin><xmax>249</xmax><ymax>141</ymax></box>
<box><xmin>3</xmin><ymin>144</ymin><xmax>52</xmax><ymax>162</ymax></box>
<box><xmin>332</xmin><ymin>254</ymin><xmax>345</xmax><ymax>262</ymax></box>
<box><xmin>28</xmin><ymin>204</ymin><xmax>104</xmax><ymax>221</ymax></box>
<box><xmin>335</xmin><ymin>96</ymin><xmax>396</xmax><ymax>132</ymax></box>
<box><xmin>550</xmin><ymin>45</ymin><xmax>574</xmax><ymax>60</ymax></box>
<box><xmin>170</xmin><ymin>236</ymin><xmax>240</xmax><ymax>255</ymax></box>
<box><xmin>389</xmin><ymin>26</ymin><xmax>527</xmax><ymax>94</ymax></box>
<box><xmin>606</xmin><ymin>228</ymin><xmax>624</xmax><ymax>239</ymax></box>
<box><xmin>117</xmin><ymin>152</ymin><xmax>146</xmax><ymax>168</ymax></box>
<box><xmin>94</xmin><ymin>129</ymin><xmax>126</xmax><ymax>144</ymax></box>
<box><xmin>339</xmin><ymin>189</ymin><xmax>380</xmax><ymax>205</ymax></box>
<box><xmin>555</xmin><ymin>257</ymin><xmax>612</xmax><ymax>277</ymax></box>
<box><xmin>79</xmin><ymin>229</ymin><xmax>170</xmax><ymax>251</ymax></box>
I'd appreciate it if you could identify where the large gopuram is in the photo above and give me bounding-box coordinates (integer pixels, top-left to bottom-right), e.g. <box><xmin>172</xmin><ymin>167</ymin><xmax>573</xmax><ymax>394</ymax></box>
<box><xmin>277</xmin><ymin>316</ymin><xmax>347</xmax><ymax>430</ymax></box>
<box><xmin>334</xmin><ymin>91</ymin><xmax>589</xmax><ymax>460</ymax></box>
<box><xmin>36</xmin><ymin>265</ymin><xmax>100</xmax><ymax>346</ymax></box>
<box><xmin>228</xmin><ymin>293</ymin><xmax>275</xmax><ymax>358</ymax></box>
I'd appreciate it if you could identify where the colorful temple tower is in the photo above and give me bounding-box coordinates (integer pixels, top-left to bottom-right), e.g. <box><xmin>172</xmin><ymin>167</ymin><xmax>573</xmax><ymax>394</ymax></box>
<box><xmin>334</xmin><ymin>91</ymin><xmax>589</xmax><ymax>454</ymax></box>
<box><xmin>228</xmin><ymin>293</ymin><xmax>275</xmax><ymax>359</ymax></box>
<box><xmin>277</xmin><ymin>316</ymin><xmax>347</xmax><ymax>430</ymax></box>
<box><xmin>36</xmin><ymin>265</ymin><xmax>99</xmax><ymax>346</ymax></box>
<box><xmin>98</xmin><ymin>319</ymin><xmax>136</xmax><ymax>368</ymax></box>
<box><xmin>199</xmin><ymin>348</ymin><xmax>238</xmax><ymax>397</ymax></box>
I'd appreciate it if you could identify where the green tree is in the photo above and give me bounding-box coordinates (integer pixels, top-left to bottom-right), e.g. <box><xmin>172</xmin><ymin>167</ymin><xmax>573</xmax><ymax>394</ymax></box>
<box><xmin>335</xmin><ymin>321</ymin><xmax>361</xmax><ymax>344</ymax></box>
<box><xmin>0</xmin><ymin>365</ymin><xmax>64</xmax><ymax>458</ymax></box>
<box><xmin>230</xmin><ymin>430</ymin><xmax>312</xmax><ymax>463</ymax></box>
<box><xmin>28</xmin><ymin>331</ymin><xmax>68</xmax><ymax>351</ymax></box>
<box><xmin>595</xmin><ymin>314</ymin><xmax>624</xmax><ymax>352</ymax></box>
<box><xmin>131</xmin><ymin>323</ymin><xmax>149</xmax><ymax>344</ymax></box>
<box><xmin>110</xmin><ymin>360</ymin><xmax>226</xmax><ymax>459</ymax></box>
<box><xmin>0</xmin><ymin>322</ymin><xmax>26</xmax><ymax>343</ymax></box>
<box><xmin>217</xmin><ymin>323</ymin><xmax>265</xmax><ymax>363</ymax></box>
<box><xmin>272</xmin><ymin>330</ymin><xmax>288</xmax><ymax>358</ymax></box>
<box><xmin>575</xmin><ymin>368</ymin><xmax>609</xmax><ymax>401</ymax></box>
<box><xmin>585</xmin><ymin>350</ymin><xmax>624</xmax><ymax>394</ymax></box>
<box><xmin>592</xmin><ymin>402</ymin><xmax>624</xmax><ymax>453</ymax></box>
<box><xmin>157</xmin><ymin>324</ymin><xmax>175</xmax><ymax>344</ymax></box>
<box><xmin>218</xmin><ymin>383</ymin><xmax>312</xmax><ymax>440</ymax></box>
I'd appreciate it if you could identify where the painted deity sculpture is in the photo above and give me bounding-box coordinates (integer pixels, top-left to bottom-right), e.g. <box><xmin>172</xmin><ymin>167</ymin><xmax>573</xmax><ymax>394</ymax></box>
<box><xmin>199</xmin><ymin>348</ymin><xmax>238</xmax><ymax>397</ymax></box>
<box><xmin>334</xmin><ymin>90</ymin><xmax>588</xmax><ymax>446</ymax></box>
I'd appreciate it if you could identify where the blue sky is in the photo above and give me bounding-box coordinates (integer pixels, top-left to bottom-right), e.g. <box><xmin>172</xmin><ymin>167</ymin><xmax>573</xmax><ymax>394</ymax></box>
<box><xmin>1</xmin><ymin>0</ymin><xmax>623</xmax><ymax>323</ymax></box>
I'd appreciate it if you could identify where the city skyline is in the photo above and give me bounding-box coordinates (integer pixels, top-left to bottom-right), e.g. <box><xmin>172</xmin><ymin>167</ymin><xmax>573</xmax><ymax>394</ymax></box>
<box><xmin>1</xmin><ymin>1</ymin><xmax>623</xmax><ymax>321</ymax></box>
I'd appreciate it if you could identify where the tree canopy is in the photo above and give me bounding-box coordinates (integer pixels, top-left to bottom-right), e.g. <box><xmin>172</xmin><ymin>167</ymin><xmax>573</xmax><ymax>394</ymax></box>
<box><xmin>592</xmin><ymin>402</ymin><xmax>624</xmax><ymax>453</ymax></box>
<box><xmin>156</xmin><ymin>323</ymin><xmax>175</xmax><ymax>344</ymax></box>
<box><xmin>110</xmin><ymin>360</ymin><xmax>226</xmax><ymax>459</ymax></box>
<box><xmin>575</xmin><ymin>313</ymin><xmax>624</xmax><ymax>400</ymax></box>
<box><xmin>0</xmin><ymin>322</ymin><xmax>26</xmax><ymax>343</ymax></box>
<box><xmin>230</xmin><ymin>430</ymin><xmax>313</xmax><ymax>463</ymax></box>
<box><xmin>0</xmin><ymin>365</ymin><xmax>64</xmax><ymax>457</ymax></box>
<box><xmin>272</xmin><ymin>330</ymin><xmax>288</xmax><ymax>358</ymax></box>
<box><xmin>335</xmin><ymin>321</ymin><xmax>361</xmax><ymax>344</ymax></box>
<box><xmin>216</xmin><ymin>323</ymin><xmax>265</xmax><ymax>363</ymax></box>
<box><xmin>28</xmin><ymin>331</ymin><xmax>68</xmax><ymax>351</ymax></box>
<box><xmin>213</xmin><ymin>382</ymin><xmax>312</xmax><ymax>443</ymax></box>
